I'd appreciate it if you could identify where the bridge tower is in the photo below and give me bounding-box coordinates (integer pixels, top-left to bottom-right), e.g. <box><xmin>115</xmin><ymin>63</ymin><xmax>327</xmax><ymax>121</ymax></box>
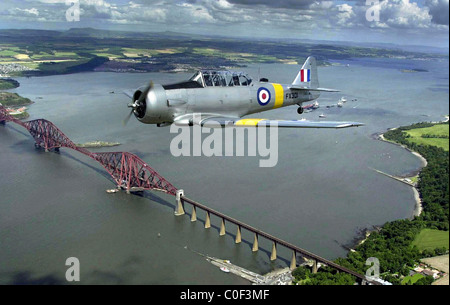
<box><xmin>24</xmin><ymin>119</ymin><xmax>79</xmax><ymax>152</ymax></box>
<box><xmin>93</xmin><ymin>152</ymin><xmax>178</xmax><ymax>195</ymax></box>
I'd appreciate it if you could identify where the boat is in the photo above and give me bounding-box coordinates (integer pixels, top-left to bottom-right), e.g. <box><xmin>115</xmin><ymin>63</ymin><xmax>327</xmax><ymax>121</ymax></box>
<box><xmin>220</xmin><ymin>267</ymin><xmax>230</xmax><ymax>273</ymax></box>
<box><xmin>337</xmin><ymin>101</ymin><xmax>343</xmax><ymax>108</ymax></box>
<box><xmin>338</xmin><ymin>97</ymin><xmax>347</xmax><ymax>103</ymax></box>
<box><xmin>303</xmin><ymin>101</ymin><xmax>320</xmax><ymax>110</ymax></box>
<box><xmin>106</xmin><ymin>189</ymin><xmax>119</xmax><ymax>194</ymax></box>
<box><xmin>319</xmin><ymin>113</ymin><xmax>326</xmax><ymax>118</ymax></box>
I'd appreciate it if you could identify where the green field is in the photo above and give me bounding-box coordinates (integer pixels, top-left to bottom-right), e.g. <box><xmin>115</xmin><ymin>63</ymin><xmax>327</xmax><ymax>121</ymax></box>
<box><xmin>192</xmin><ymin>47</ymin><xmax>281</xmax><ymax>63</ymax></box>
<box><xmin>401</xmin><ymin>273</ymin><xmax>425</xmax><ymax>285</ymax></box>
<box><xmin>0</xmin><ymin>46</ymin><xmax>21</xmax><ymax>57</ymax></box>
<box><xmin>412</xmin><ymin>229</ymin><xmax>449</xmax><ymax>251</ymax></box>
<box><xmin>404</xmin><ymin>124</ymin><xmax>449</xmax><ymax>151</ymax></box>
<box><xmin>0</xmin><ymin>92</ymin><xmax>32</xmax><ymax>106</ymax></box>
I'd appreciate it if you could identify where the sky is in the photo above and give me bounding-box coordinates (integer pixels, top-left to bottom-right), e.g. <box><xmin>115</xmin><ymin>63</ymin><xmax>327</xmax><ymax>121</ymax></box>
<box><xmin>0</xmin><ymin>0</ymin><xmax>448</xmax><ymax>48</ymax></box>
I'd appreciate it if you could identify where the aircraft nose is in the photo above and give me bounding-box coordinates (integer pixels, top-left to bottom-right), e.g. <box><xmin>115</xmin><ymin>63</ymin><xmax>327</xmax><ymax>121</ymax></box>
<box><xmin>132</xmin><ymin>89</ymin><xmax>147</xmax><ymax>119</ymax></box>
<box><xmin>131</xmin><ymin>83</ymin><xmax>169</xmax><ymax>124</ymax></box>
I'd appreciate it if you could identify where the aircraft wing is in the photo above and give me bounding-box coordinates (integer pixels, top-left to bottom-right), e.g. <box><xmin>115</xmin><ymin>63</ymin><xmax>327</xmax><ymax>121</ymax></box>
<box><xmin>197</xmin><ymin>117</ymin><xmax>364</xmax><ymax>129</ymax></box>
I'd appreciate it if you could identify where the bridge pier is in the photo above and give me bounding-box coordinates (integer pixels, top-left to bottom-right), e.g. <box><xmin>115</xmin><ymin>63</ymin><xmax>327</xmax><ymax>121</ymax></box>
<box><xmin>290</xmin><ymin>251</ymin><xmax>297</xmax><ymax>270</ymax></box>
<box><xmin>235</xmin><ymin>226</ymin><xmax>242</xmax><ymax>244</ymax></box>
<box><xmin>191</xmin><ymin>206</ymin><xmax>197</xmax><ymax>222</ymax></box>
<box><xmin>312</xmin><ymin>260</ymin><xmax>318</xmax><ymax>274</ymax></box>
<box><xmin>175</xmin><ymin>190</ymin><xmax>185</xmax><ymax>216</ymax></box>
<box><xmin>270</xmin><ymin>242</ymin><xmax>277</xmax><ymax>261</ymax></box>
<box><xmin>205</xmin><ymin>211</ymin><xmax>211</xmax><ymax>229</ymax></box>
<box><xmin>220</xmin><ymin>219</ymin><xmax>226</xmax><ymax>236</ymax></box>
<box><xmin>252</xmin><ymin>233</ymin><xmax>259</xmax><ymax>252</ymax></box>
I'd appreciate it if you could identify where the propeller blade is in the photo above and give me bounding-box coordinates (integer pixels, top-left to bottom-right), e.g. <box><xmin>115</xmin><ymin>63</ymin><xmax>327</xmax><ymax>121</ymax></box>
<box><xmin>122</xmin><ymin>108</ymin><xmax>134</xmax><ymax>126</ymax></box>
<box><xmin>137</xmin><ymin>81</ymin><xmax>153</xmax><ymax>105</ymax></box>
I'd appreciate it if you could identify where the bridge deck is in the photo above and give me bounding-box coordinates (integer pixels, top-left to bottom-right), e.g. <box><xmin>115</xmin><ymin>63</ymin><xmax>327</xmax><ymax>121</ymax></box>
<box><xmin>181</xmin><ymin>196</ymin><xmax>367</xmax><ymax>281</ymax></box>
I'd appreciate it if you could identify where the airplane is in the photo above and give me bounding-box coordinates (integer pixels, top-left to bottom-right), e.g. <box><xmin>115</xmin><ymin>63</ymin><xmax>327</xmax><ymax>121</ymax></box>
<box><xmin>124</xmin><ymin>56</ymin><xmax>363</xmax><ymax>129</ymax></box>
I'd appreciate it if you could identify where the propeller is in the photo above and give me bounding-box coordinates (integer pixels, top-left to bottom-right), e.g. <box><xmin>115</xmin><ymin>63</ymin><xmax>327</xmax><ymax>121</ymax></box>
<box><xmin>123</xmin><ymin>81</ymin><xmax>153</xmax><ymax>126</ymax></box>
<box><xmin>122</xmin><ymin>107</ymin><xmax>134</xmax><ymax>126</ymax></box>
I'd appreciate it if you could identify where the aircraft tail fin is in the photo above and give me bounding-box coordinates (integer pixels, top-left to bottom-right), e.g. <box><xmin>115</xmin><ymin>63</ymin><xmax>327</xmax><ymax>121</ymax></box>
<box><xmin>292</xmin><ymin>56</ymin><xmax>319</xmax><ymax>89</ymax></box>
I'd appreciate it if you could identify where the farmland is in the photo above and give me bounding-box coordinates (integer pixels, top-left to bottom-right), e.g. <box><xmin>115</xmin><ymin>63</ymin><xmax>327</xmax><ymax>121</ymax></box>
<box><xmin>404</xmin><ymin>124</ymin><xmax>449</xmax><ymax>151</ymax></box>
<box><xmin>1</xmin><ymin>28</ymin><xmax>445</xmax><ymax>77</ymax></box>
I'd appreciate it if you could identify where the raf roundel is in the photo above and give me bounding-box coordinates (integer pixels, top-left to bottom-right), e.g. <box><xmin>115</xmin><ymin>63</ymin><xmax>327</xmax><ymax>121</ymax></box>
<box><xmin>257</xmin><ymin>87</ymin><xmax>271</xmax><ymax>106</ymax></box>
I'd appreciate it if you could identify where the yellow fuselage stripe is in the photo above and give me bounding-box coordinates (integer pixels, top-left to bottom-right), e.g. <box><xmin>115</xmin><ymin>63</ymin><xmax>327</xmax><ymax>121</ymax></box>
<box><xmin>235</xmin><ymin>119</ymin><xmax>265</xmax><ymax>126</ymax></box>
<box><xmin>272</xmin><ymin>83</ymin><xmax>284</xmax><ymax>109</ymax></box>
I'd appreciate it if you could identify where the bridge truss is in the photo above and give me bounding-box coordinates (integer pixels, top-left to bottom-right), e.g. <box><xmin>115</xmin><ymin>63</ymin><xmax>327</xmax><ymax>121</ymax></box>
<box><xmin>0</xmin><ymin>105</ymin><xmax>177</xmax><ymax>196</ymax></box>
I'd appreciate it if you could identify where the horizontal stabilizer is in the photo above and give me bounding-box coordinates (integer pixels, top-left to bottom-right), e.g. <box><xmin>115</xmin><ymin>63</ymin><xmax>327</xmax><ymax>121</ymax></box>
<box><xmin>289</xmin><ymin>86</ymin><xmax>340</xmax><ymax>92</ymax></box>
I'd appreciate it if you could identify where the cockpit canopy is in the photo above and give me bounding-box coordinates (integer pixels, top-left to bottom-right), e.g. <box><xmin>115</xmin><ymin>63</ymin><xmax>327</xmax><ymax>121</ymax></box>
<box><xmin>190</xmin><ymin>70</ymin><xmax>252</xmax><ymax>88</ymax></box>
<box><xmin>162</xmin><ymin>70</ymin><xmax>253</xmax><ymax>90</ymax></box>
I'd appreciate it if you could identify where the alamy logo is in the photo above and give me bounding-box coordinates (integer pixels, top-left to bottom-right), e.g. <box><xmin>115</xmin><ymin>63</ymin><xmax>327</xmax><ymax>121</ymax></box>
<box><xmin>365</xmin><ymin>257</ymin><xmax>380</xmax><ymax>279</ymax></box>
<box><xmin>169</xmin><ymin>114</ymin><xmax>279</xmax><ymax>168</ymax></box>
<box><xmin>65</xmin><ymin>257</ymin><xmax>80</xmax><ymax>282</ymax></box>
<box><xmin>366</xmin><ymin>0</ymin><xmax>381</xmax><ymax>22</ymax></box>
<box><xmin>66</xmin><ymin>0</ymin><xmax>80</xmax><ymax>22</ymax></box>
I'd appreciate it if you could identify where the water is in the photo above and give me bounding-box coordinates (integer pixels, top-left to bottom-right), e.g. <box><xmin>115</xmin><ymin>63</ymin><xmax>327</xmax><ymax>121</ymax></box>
<box><xmin>0</xmin><ymin>57</ymin><xmax>448</xmax><ymax>284</ymax></box>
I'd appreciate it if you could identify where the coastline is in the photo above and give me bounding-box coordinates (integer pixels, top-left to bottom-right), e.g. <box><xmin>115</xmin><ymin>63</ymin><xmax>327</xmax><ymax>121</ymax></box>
<box><xmin>356</xmin><ymin>115</ymin><xmax>448</xmax><ymax>248</ymax></box>
<box><xmin>347</xmin><ymin>226</ymin><xmax>381</xmax><ymax>252</ymax></box>
<box><xmin>377</xmin><ymin>131</ymin><xmax>426</xmax><ymax>218</ymax></box>
<box><xmin>350</xmin><ymin>119</ymin><xmax>444</xmax><ymax>250</ymax></box>
<box><xmin>375</xmin><ymin>115</ymin><xmax>448</xmax><ymax>218</ymax></box>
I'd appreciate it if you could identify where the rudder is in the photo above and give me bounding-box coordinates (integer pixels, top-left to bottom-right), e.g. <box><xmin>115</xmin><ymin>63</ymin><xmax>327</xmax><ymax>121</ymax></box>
<box><xmin>292</xmin><ymin>56</ymin><xmax>319</xmax><ymax>89</ymax></box>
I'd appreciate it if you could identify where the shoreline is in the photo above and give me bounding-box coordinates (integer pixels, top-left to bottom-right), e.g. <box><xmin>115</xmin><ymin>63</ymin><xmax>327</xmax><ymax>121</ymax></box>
<box><xmin>377</xmin><ymin>131</ymin><xmax>426</xmax><ymax>218</ymax></box>
<box><xmin>353</xmin><ymin>116</ymin><xmax>448</xmax><ymax>249</ymax></box>
<box><xmin>374</xmin><ymin>115</ymin><xmax>448</xmax><ymax>218</ymax></box>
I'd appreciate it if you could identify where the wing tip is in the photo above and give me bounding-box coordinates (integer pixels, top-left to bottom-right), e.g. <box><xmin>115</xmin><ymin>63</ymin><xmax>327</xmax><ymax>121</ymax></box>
<box><xmin>336</xmin><ymin>122</ymin><xmax>365</xmax><ymax>128</ymax></box>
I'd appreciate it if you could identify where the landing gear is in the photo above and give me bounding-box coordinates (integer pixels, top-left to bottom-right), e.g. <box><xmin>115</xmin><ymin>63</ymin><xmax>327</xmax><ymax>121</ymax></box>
<box><xmin>297</xmin><ymin>107</ymin><xmax>304</xmax><ymax>115</ymax></box>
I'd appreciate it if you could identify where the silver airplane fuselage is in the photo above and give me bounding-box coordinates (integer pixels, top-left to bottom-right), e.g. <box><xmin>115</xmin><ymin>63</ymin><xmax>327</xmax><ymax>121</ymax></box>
<box><xmin>138</xmin><ymin>82</ymin><xmax>319</xmax><ymax>125</ymax></box>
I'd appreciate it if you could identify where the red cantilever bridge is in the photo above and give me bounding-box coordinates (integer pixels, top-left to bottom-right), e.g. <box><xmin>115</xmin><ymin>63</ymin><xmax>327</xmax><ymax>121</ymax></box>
<box><xmin>0</xmin><ymin>105</ymin><xmax>178</xmax><ymax>196</ymax></box>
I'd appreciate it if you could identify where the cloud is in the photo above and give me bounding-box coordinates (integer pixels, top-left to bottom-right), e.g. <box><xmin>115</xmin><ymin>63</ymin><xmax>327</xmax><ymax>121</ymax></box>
<box><xmin>426</xmin><ymin>0</ymin><xmax>449</xmax><ymax>25</ymax></box>
<box><xmin>378</xmin><ymin>0</ymin><xmax>432</xmax><ymax>28</ymax></box>
<box><xmin>335</xmin><ymin>3</ymin><xmax>355</xmax><ymax>27</ymax></box>
<box><xmin>5</xmin><ymin>0</ymin><xmax>443</xmax><ymax>31</ymax></box>
<box><xmin>225</xmin><ymin>0</ymin><xmax>316</xmax><ymax>9</ymax></box>
<box><xmin>0</xmin><ymin>0</ymin><xmax>447</xmax><ymax>47</ymax></box>
<box><xmin>21</xmin><ymin>8</ymin><xmax>40</xmax><ymax>16</ymax></box>
<box><xmin>330</xmin><ymin>0</ymin><xmax>443</xmax><ymax>30</ymax></box>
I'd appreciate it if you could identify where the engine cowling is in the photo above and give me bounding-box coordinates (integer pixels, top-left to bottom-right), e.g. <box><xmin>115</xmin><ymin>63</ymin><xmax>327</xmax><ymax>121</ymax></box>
<box><xmin>133</xmin><ymin>84</ymin><xmax>170</xmax><ymax>124</ymax></box>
